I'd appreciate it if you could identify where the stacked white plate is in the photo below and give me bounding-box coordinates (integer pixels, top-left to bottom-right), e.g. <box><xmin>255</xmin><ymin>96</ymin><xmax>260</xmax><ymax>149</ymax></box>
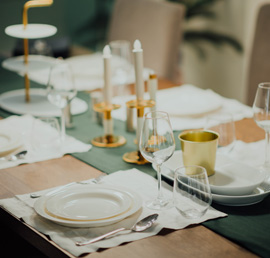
<box><xmin>34</xmin><ymin>184</ymin><xmax>142</xmax><ymax>227</ymax></box>
<box><xmin>156</xmin><ymin>151</ymin><xmax>269</xmax><ymax>206</ymax></box>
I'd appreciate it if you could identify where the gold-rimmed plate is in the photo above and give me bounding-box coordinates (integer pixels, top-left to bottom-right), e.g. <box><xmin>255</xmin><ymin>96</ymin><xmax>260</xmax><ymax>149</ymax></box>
<box><xmin>34</xmin><ymin>184</ymin><xmax>142</xmax><ymax>227</ymax></box>
<box><xmin>45</xmin><ymin>186</ymin><xmax>133</xmax><ymax>221</ymax></box>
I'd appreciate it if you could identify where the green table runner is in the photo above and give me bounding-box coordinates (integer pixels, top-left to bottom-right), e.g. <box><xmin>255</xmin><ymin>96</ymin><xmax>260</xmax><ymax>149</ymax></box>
<box><xmin>0</xmin><ymin>65</ymin><xmax>269</xmax><ymax>257</ymax></box>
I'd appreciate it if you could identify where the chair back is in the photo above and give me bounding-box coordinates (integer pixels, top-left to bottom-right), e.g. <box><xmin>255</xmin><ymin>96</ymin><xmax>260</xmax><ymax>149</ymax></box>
<box><xmin>246</xmin><ymin>3</ymin><xmax>270</xmax><ymax>106</ymax></box>
<box><xmin>107</xmin><ymin>0</ymin><xmax>185</xmax><ymax>82</ymax></box>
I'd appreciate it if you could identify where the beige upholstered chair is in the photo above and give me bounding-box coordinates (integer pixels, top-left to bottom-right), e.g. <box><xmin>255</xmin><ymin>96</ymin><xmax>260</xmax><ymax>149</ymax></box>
<box><xmin>107</xmin><ymin>0</ymin><xmax>185</xmax><ymax>83</ymax></box>
<box><xmin>246</xmin><ymin>3</ymin><xmax>270</xmax><ymax>106</ymax></box>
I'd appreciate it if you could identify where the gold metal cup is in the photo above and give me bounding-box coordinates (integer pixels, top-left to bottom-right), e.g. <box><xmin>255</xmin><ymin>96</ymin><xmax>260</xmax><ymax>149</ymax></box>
<box><xmin>178</xmin><ymin>130</ymin><xmax>219</xmax><ymax>176</ymax></box>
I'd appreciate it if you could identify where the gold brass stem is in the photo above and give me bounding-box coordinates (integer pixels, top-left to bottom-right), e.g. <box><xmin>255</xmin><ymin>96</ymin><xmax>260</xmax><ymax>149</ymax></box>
<box><xmin>24</xmin><ymin>74</ymin><xmax>30</xmax><ymax>102</ymax></box>
<box><xmin>23</xmin><ymin>0</ymin><xmax>54</xmax><ymax>28</ymax></box>
<box><xmin>22</xmin><ymin>0</ymin><xmax>54</xmax><ymax>103</ymax></box>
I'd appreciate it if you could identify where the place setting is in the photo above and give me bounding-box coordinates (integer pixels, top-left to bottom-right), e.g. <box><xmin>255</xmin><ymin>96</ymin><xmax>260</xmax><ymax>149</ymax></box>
<box><xmin>0</xmin><ymin>114</ymin><xmax>92</xmax><ymax>169</ymax></box>
<box><xmin>157</xmin><ymin>126</ymin><xmax>270</xmax><ymax>206</ymax></box>
<box><xmin>0</xmin><ymin>167</ymin><xmax>226</xmax><ymax>256</ymax></box>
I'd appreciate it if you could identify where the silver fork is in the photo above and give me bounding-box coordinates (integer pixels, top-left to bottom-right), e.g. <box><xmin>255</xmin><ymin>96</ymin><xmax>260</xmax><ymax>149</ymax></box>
<box><xmin>30</xmin><ymin>174</ymin><xmax>105</xmax><ymax>198</ymax></box>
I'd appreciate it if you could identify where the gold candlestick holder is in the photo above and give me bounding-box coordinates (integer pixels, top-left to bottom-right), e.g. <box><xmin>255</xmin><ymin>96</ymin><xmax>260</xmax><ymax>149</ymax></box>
<box><xmin>123</xmin><ymin>99</ymin><xmax>155</xmax><ymax>164</ymax></box>
<box><xmin>91</xmin><ymin>102</ymin><xmax>126</xmax><ymax>148</ymax></box>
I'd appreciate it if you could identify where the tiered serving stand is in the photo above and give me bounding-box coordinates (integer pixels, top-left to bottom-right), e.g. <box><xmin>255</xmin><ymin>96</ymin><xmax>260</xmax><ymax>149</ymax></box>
<box><xmin>0</xmin><ymin>0</ymin><xmax>87</xmax><ymax>117</ymax></box>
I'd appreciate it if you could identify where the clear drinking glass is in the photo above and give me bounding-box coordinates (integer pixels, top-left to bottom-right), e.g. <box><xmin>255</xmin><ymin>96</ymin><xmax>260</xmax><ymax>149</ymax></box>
<box><xmin>47</xmin><ymin>59</ymin><xmax>77</xmax><ymax>141</ymax></box>
<box><xmin>204</xmin><ymin>112</ymin><xmax>236</xmax><ymax>154</ymax></box>
<box><xmin>32</xmin><ymin>117</ymin><xmax>61</xmax><ymax>155</ymax></box>
<box><xmin>174</xmin><ymin>165</ymin><xmax>212</xmax><ymax>219</ymax></box>
<box><xmin>253</xmin><ymin>82</ymin><xmax>270</xmax><ymax>171</ymax></box>
<box><xmin>109</xmin><ymin>40</ymin><xmax>133</xmax><ymax>96</ymax></box>
<box><xmin>139</xmin><ymin>111</ymin><xmax>175</xmax><ymax>210</ymax></box>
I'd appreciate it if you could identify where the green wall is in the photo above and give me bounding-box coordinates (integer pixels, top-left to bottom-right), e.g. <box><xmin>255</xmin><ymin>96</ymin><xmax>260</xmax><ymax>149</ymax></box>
<box><xmin>0</xmin><ymin>0</ymin><xmax>114</xmax><ymax>56</ymax></box>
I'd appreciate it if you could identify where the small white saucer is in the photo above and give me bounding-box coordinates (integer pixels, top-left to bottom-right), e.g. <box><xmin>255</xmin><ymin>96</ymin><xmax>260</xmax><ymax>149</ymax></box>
<box><xmin>5</xmin><ymin>24</ymin><xmax>57</xmax><ymax>39</ymax></box>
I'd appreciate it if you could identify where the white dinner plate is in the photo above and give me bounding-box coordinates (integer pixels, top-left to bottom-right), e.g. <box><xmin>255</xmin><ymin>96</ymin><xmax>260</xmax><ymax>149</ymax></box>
<box><xmin>0</xmin><ymin>89</ymin><xmax>88</xmax><ymax>117</ymax></box>
<box><xmin>45</xmin><ymin>186</ymin><xmax>133</xmax><ymax>221</ymax></box>
<box><xmin>5</xmin><ymin>24</ymin><xmax>57</xmax><ymax>39</ymax></box>
<box><xmin>211</xmin><ymin>181</ymin><xmax>270</xmax><ymax>206</ymax></box>
<box><xmin>0</xmin><ymin>131</ymin><xmax>23</xmax><ymax>157</ymax></box>
<box><xmin>2</xmin><ymin>55</ymin><xmax>56</xmax><ymax>74</ymax></box>
<box><xmin>34</xmin><ymin>184</ymin><xmax>142</xmax><ymax>227</ymax></box>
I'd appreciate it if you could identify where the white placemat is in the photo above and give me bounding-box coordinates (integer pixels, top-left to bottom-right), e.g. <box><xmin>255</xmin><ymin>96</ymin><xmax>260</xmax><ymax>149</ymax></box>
<box><xmin>0</xmin><ymin>115</ymin><xmax>91</xmax><ymax>169</ymax></box>
<box><xmin>0</xmin><ymin>169</ymin><xmax>226</xmax><ymax>256</ymax></box>
<box><xmin>112</xmin><ymin>84</ymin><xmax>253</xmax><ymax>130</ymax></box>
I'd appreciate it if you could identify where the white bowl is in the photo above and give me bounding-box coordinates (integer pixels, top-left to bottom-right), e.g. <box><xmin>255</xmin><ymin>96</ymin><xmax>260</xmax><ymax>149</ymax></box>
<box><xmin>208</xmin><ymin>157</ymin><xmax>266</xmax><ymax>196</ymax></box>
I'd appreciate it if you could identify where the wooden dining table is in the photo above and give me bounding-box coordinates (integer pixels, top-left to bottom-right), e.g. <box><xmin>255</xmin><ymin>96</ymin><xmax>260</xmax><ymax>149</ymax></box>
<box><xmin>0</xmin><ymin>78</ymin><xmax>266</xmax><ymax>258</ymax></box>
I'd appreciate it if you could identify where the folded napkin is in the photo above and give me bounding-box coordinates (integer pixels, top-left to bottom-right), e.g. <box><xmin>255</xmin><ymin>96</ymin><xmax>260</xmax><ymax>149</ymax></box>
<box><xmin>112</xmin><ymin>84</ymin><xmax>253</xmax><ymax>130</ymax></box>
<box><xmin>0</xmin><ymin>115</ymin><xmax>91</xmax><ymax>169</ymax></box>
<box><xmin>223</xmin><ymin>139</ymin><xmax>266</xmax><ymax>169</ymax></box>
<box><xmin>0</xmin><ymin>169</ymin><xmax>226</xmax><ymax>256</ymax></box>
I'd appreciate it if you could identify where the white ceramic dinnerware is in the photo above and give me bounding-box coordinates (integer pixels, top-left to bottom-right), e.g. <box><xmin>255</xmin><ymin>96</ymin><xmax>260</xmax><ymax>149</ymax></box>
<box><xmin>0</xmin><ymin>89</ymin><xmax>87</xmax><ymax>117</ymax></box>
<box><xmin>154</xmin><ymin>151</ymin><xmax>269</xmax><ymax>206</ymax></box>
<box><xmin>156</xmin><ymin>85</ymin><xmax>222</xmax><ymax>117</ymax></box>
<box><xmin>34</xmin><ymin>184</ymin><xmax>142</xmax><ymax>227</ymax></box>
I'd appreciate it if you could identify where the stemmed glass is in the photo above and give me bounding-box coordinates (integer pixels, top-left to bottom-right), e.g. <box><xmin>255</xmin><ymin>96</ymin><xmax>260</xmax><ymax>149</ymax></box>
<box><xmin>204</xmin><ymin>112</ymin><xmax>236</xmax><ymax>154</ymax></box>
<box><xmin>139</xmin><ymin>111</ymin><xmax>175</xmax><ymax>210</ymax></box>
<box><xmin>253</xmin><ymin>82</ymin><xmax>270</xmax><ymax>172</ymax></box>
<box><xmin>109</xmin><ymin>40</ymin><xmax>133</xmax><ymax>96</ymax></box>
<box><xmin>47</xmin><ymin>59</ymin><xmax>77</xmax><ymax>141</ymax></box>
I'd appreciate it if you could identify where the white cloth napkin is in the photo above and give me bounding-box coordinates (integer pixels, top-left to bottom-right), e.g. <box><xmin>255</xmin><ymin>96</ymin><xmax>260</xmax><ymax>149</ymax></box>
<box><xmin>224</xmin><ymin>139</ymin><xmax>266</xmax><ymax>169</ymax></box>
<box><xmin>0</xmin><ymin>169</ymin><xmax>226</xmax><ymax>256</ymax></box>
<box><xmin>0</xmin><ymin>115</ymin><xmax>92</xmax><ymax>169</ymax></box>
<box><xmin>112</xmin><ymin>84</ymin><xmax>253</xmax><ymax>130</ymax></box>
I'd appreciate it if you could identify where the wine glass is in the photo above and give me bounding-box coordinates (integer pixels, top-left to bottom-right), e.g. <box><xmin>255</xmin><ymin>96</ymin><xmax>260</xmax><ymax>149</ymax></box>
<box><xmin>109</xmin><ymin>40</ymin><xmax>133</xmax><ymax>96</ymax></box>
<box><xmin>47</xmin><ymin>59</ymin><xmax>77</xmax><ymax>141</ymax></box>
<box><xmin>204</xmin><ymin>112</ymin><xmax>236</xmax><ymax>154</ymax></box>
<box><xmin>174</xmin><ymin>165</ymin><xmax>212</xmax><ymax>219</ymax></box>
<box><xmin>253</xmin><ymin>82</ymin><xmax>270</xmax><ymax>172</ymax></box>
<box><xmin>139</xmin><ymin>111</ymin><xmax>175</xmax><ymax>210</ymax></box>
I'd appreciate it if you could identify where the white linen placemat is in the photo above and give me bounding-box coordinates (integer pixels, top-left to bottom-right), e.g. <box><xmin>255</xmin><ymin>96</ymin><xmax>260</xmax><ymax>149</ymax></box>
<box><xmin>0</xmin><ymin>169</ymin><xmax>226</xmax><ymax>256</ymax></box>
<box><xmin>112</xmin><ymin>84</ymin><xmax>253</xmax><ymax>130</ymax></box>
<box><xmin>0</xmin><ymin>114</ymin><xmax>91</xmax><ymax>169</ymax></box>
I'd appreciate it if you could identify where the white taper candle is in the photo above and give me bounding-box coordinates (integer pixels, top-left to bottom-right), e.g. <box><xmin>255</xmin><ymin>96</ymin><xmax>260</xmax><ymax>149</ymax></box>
<box><xmin>133</xmin><ymin>39</ymin><xmax>144</xmax><ymax>101</ymax></box>
<box><xmin>148</xmin><ymin>73</ymin><xmax>157</xmax><ymax>111</ymax></box>
<box><xmin>103</xmin><ymin>45</ymin><xmax>112</xmax><ymax>106</ymax></box>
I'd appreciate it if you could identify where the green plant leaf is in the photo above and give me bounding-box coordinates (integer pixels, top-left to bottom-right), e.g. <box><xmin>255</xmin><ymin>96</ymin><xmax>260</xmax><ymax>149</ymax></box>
<box><xmin>184</xmin><ymin>30</ymin><xmax>243</xmax><ymax>58</ymax></box>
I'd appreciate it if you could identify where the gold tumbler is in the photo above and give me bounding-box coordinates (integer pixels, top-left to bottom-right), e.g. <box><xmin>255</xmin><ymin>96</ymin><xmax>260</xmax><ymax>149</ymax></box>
<box><xmin>178</xmin><ymin>130</ymin><xmax>219</xmax><ymax>176</ymax></box>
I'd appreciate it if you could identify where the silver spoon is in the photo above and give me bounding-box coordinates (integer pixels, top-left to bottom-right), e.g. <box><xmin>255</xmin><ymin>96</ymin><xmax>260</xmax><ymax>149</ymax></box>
<box><xmin>75</xmin><ymin>213</ymin><xmax>159</xmax><ymax>246</ymax></box>
<box><xmin>0</xmin><ymin>150</ymin><xmax>27</xmax><ymax>162</ymax></box>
